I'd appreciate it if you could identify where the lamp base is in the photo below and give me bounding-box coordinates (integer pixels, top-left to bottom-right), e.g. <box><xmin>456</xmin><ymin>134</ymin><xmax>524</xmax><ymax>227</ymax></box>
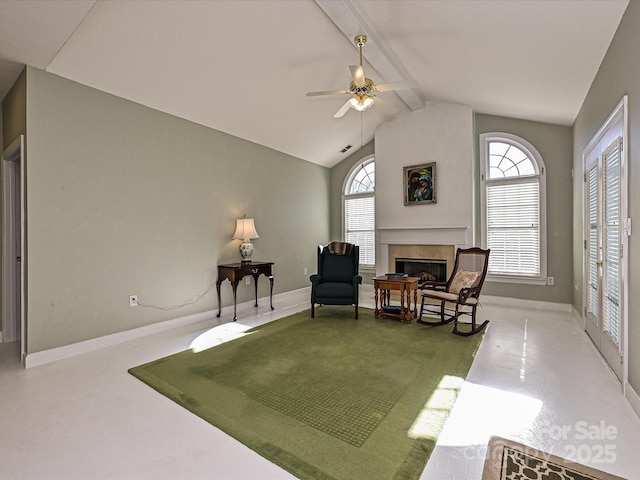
<box><xmin>239</xmin><ymin>241</ymin><xmax>254</xmax><ymax>263</ymax></box>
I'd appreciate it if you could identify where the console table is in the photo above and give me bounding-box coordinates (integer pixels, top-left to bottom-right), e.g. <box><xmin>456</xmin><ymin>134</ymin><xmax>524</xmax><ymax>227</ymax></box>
<box><xmin>373</xmin><ymin>275</ymin><xmax>419</xmax><ymax>323</ymax></box>
<box><xmin>216</xmin><ymin>262</ymin><xmax>274</xmax><ymax>321</ymax></box>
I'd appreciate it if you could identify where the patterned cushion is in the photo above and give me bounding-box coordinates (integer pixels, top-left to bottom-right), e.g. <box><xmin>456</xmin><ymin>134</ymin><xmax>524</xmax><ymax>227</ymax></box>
<box><xmin>449</xmin><ymin>269</ymin><xmax>480</xmax><ymax>294</ymax></box>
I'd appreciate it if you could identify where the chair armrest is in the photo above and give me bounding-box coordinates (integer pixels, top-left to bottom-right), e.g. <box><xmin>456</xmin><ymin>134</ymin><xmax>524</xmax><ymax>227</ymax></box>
<box><xmin>310</xmin><ymin>274</ymin><xmax>322</xmax><ymax>285</ymax></box>
<box><xmin>421</xmin><ymin>281</ymin><xmax>447</xmax><ymax>292</ymax></box>
<box><xmin>353</xmin><ymin>275</ymin><xmax>363</xmax><ymax>286</ymax></box>
<box><xmin>458</xmin><ymin>286</ymin><xmax>480</xmax><ymax>303</ymax></box>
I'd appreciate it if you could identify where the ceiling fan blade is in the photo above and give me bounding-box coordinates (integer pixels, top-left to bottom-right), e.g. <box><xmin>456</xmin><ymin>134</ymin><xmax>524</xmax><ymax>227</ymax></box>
<box><xmin>375</xmin><ymin>79</ymin><xmax>418</xmax><ymax>92</ymax></box>
<box><xmin>333</xmin><ymin>100</ymin><xmax>352</xmax><ymax>118</ymax></box>
<box><xmin>349</xmin><ymin>65</ymin><xmax>365</xmax><ymax>87</ymax></box>
<box><xmin>306</xmin><ymin>89</ymin><xmax>351</xmax><ymax>97</ymax></box>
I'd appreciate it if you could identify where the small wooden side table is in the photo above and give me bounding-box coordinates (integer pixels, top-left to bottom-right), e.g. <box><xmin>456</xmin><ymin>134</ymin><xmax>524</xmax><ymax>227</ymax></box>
<box><xmin>373</xmin><ymin>275</ymin><xmax>419</xmax><ymax>323</ymax></box>
<box><xmin>216</xmin><ymin>262</ymin><xmax>274</xmax><ymax>321</ymax></box>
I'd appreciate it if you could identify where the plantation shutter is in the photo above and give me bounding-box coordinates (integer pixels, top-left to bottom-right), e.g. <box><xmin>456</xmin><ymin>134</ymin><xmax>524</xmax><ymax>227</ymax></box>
<box><xmin>486</xmin><ymin>180</ymin><xmax>540</xmax><ymax>276</ymax></box>
<box><xmin>345</xmin><ymin>195</ymin><xmax>375</xmax><ymax>266</ymax></box>
<box><xmin>602</xmin><ymin>139</ymin><xmax>621</xmax><ymax>345</ymax></box>
<box><xmin>587</xmin><ymin>165</ymin><xmax>599</xmax><ymax>321</ymax></box>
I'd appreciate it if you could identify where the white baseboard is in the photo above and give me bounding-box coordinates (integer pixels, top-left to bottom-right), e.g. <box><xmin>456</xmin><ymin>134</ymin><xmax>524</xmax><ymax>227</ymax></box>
<box><xmin>24</xmin><ymin>288</ymin><xmax>309</xmax><ymax>368</ymax></box>
<box><xmin>571</xmin><ymin>305</ymin><xmax>585</xmax><ymax>330</ymax></box>
<box><xmin>25</xmin><ymin>310</ymin><xmax>217</xmax><ymax>368</ymax></box>
<box><xmin>481</xmin><ymin>295</ymin><xmax>572</xmax><ymax>313</ymax></box>
<box><xmin>625</xmin><ymin>382</ymin><xmax>640</xmax><ymax>419</ymax></box>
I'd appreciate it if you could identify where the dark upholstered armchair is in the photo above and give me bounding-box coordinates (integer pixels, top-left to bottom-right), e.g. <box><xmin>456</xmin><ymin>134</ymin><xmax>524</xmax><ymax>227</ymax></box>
<box><xmin>310</xmin><ymin>242</ymin><xmax>362</xmax><ymax>319</ymax></box>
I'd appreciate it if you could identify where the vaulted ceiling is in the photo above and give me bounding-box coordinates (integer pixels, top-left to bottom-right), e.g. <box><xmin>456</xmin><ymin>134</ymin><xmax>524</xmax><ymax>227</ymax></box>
<box><xmin>0</xmin><ymin>0</ymin><xmax>629</xmax><ymax>167</ymax></box>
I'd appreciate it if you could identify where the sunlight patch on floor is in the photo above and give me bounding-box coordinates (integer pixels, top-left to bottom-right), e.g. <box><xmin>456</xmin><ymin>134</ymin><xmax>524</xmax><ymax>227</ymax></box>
<box><xmin>189</xmin><ymin>322</ymin><xmax>255</xmax><ymax>352</ymax></box>
<box><xmin>437</xmin><ymin>381</ymin><xmax>543</xmax><ymax>446</ymax></box>
<box><xmin>409</xmin><ymin>375</ymin><xmax>465</xmax><ymax>440</ymax></box>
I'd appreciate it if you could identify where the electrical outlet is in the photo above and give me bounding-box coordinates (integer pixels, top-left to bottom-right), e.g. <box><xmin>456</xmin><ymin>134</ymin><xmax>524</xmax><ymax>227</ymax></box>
<box><xmin>245</xmin><ymin>276</ymin><xmax>251</xmax><ymax>285</ymax></box>
<box><xmin>129</xmin><ymin>295</ymin><xmax>138</xmax><ymax>307</ymax></box>
<box><xmin>304</xmin><ymin>267</ymin><xmax>308</xmax><ymax>275</ymax></box>
<box><xmin>547</xmin><ymin>276</ymin><xmax>554</xmax><ymax>286</ymax></box>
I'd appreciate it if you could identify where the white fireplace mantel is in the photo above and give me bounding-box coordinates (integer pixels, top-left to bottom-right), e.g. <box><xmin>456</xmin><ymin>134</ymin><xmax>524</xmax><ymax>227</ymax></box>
<box><xmin>378</xmin><ymin>225</ymin><xmax>470</xmax><ymax>246</ymax></box>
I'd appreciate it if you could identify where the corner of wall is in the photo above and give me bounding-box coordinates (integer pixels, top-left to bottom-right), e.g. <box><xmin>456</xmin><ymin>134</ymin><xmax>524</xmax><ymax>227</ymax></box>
<box><xmin>2</xmin><ymin>65</ymin><xmax>27</xmax><ymax>150</ymax></box>
<box><xmin>625</xmin><ymin>382</ymin><xmax>640</xmax><ymax>420</ymax></box>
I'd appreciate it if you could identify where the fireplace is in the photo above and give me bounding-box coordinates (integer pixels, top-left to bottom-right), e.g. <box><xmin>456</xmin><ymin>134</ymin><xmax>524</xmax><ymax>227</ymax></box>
<box><xmin>377</xmin><ymin>226</ymin><xmax>469</xmax><ymax>281</ymax></box>
<box><xmin>386</xmin><ymin>244</ymin><xmax>456</xmax><ymax>281</ymax></box>
<box><xmin>395</xmin><ymin>258</ymin><xmax>447</xmax><ymax>286</ymax></box>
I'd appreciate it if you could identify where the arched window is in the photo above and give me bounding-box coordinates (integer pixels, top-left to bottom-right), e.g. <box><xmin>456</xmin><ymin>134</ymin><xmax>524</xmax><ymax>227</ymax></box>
<box><xmin>343</xmin><ymin>156</ymin><xmax>375</xmax><ymax>268</ymax></box>
<box><xmin>480</xmin><ymin>133</ymin><xmax>547</xmax><ymax>283</ymax></box>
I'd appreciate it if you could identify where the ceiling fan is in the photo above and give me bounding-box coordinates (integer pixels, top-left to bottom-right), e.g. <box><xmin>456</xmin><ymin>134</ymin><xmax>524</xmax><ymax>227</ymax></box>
<box><xmin>306</xmin><ymin>35</ymin><xmax>418</xmax><ymax>118</ymax></box>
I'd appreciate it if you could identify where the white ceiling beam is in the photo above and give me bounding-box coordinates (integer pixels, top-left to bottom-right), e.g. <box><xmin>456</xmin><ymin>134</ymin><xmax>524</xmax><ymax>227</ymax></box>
<box><xmin>315</xmin><ymin>0</ymin><xmax>426</xmax><ymax>111</ymax></box>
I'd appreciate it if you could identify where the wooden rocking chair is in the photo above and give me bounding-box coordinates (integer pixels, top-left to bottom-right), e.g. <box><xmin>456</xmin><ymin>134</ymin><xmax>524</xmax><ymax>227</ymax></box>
<box><xmin>417</xmin><ymin>247</ymin><xmax>490</xmax><ymax>336</ymax></box>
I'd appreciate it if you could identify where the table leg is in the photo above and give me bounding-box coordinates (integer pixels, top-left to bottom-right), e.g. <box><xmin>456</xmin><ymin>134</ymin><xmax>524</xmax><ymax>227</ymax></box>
<box><xmin>374</xmin><ymin>286</ymin><xmax>380</xmax><ymax>317</ymax></box>
<box><xmin>268</xmin><ymin>275</ymin><xmax>274</xmax><ymax>310</ymax></box>
<box><xmin>231</xmin><ymin>281</ymin><xmax>239</xmax><ymax>321</ymax></box>
<box><xmin>252</xmin><ymin>274</ymin><xmax>260</xmax><ymax>307</ymax></box>
<box><xmin>413</xmin><ymin>288</ymin><xmax>418</xmax><ymax>319</ymax></box>
<box><xmin>216</xmin><ymin>280</ymin><xmax>223</xmax><ymax>318</ymax></box>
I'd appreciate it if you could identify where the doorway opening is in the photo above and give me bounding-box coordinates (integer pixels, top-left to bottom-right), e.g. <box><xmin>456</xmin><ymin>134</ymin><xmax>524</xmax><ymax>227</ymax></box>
<box><xmin>1</xmin><ymin>134</ymin><xmax>26</xmax><ymax>365</ymax></box>
<box><xmin>582</xmin><ymin>97</ymin><xmax>628</xmax><ymax>384</ymax></box>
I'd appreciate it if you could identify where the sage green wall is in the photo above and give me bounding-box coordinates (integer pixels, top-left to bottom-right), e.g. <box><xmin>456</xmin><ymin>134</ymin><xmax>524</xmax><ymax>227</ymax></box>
<box><xmin>329</xmin><ymin>141</ymin><xmax>374</xmax><ymax>239</ymax></box>
<box><xmin>2</xmin><ymin>67</ymin><xmax>26</xmax><ymax>150</ymax></box>
<box><xmin>329</xmin><ymin>141</ymin><xmax>375</xmax><ymax>283</ymax></box>
<box><xmin>572</xmin><ymin>1</ymin><xmax>639</xmax><ymax>392</ymax></box>
<box><xmin>24</xmin><ymin>67</ymin><xmax>329</xmax><ymax>354</ymax></box>
<box><xmin>330</xmin><ymin>114</ymin><xmax>573</xmax><ymax>303</ymax></box>
<box><xmin>475</xmin><ymin>114</ymin><xmax>573</xmax><ymax>304</ymax></box>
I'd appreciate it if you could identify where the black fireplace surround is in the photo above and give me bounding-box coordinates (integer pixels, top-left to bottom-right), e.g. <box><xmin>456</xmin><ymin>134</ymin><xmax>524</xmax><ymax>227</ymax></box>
<box><xmin>395</xmin><ymin>257</ymin><xmax>447</xmax><ymax>286</ymax></box>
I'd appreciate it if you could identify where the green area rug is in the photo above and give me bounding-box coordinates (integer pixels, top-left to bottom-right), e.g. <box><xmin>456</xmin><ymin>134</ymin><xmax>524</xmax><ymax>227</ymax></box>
<box><xmin>129</xmin><ymin>307</ymin><xmax>484</xmax><ymax>480</ymax></box>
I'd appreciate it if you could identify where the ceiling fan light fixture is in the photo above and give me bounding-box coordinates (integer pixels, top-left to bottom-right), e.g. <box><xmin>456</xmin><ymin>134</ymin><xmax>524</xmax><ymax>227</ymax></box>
<box><xmin>306</xmin><ymin>33</ymin><xmax>416</xmax><ymax>118</ymax></box>
<box><xmin>349</xmin><ymin>95</ymin><xmax>374</xmax><ymax>112</ymax></box>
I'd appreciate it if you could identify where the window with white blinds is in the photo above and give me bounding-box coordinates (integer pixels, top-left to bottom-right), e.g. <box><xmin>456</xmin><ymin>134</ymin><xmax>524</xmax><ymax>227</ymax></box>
<box><xmin>344</xmin><ymin>157</ymin><xmax>375</xmax><ymax>268</ymax></box>
<box><xmin>480</xmin><ymin>134</ymin><xmax>546</xmax><ymax>282</ymax></box>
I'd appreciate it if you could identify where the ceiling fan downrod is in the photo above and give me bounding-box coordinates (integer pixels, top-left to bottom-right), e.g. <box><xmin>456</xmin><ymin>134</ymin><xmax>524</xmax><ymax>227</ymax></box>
<box><xmin>355</xmin><ymin>35</ymin><xmax>367</xmax><ymax>66</ymax></box>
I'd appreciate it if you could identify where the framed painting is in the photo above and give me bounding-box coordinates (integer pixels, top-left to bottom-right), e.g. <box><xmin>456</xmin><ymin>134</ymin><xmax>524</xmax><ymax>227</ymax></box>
<box><xmin>404</xmin><ymin>162</ymin><xmax>436</xmax><ymax>205</ymax></box>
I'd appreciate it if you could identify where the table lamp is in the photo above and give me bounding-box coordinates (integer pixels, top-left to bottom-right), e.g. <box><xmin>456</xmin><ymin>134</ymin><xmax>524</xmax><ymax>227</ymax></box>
<box><xmin>232</xmin><ymin>215</ymin><xmax>259</xmax><ymax>263</ymax></box>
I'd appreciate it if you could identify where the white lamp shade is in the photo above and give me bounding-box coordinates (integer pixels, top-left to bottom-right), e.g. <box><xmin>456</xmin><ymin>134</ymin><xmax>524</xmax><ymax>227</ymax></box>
<box><xmin>232</xmin><ymin>218</ymin><xmax>259</xmax><ymax>241</ymax></box>
<box><xmin>349</xmin><ymin>95</ymin><xmax>374</xmax><ymax>111</ymax></box>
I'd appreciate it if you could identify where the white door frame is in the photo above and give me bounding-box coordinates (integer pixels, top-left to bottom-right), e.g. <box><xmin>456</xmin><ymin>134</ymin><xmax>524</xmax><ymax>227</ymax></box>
<box><xmin>2</xmin><ymin>134</ymin><xmax>26</xmax><ymax>364</ymax></box>
<box><xmin>582</xmin><ymin>96</ymin><xmax>629</xmax><ymax>388</ymax></box>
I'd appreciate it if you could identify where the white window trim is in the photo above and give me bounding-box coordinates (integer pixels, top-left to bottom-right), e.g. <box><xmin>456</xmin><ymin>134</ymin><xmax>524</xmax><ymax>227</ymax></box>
<box><xmin>342</xmin><ymin>155</ymin><xmax>375</xmax><ymax>270</ymax></box>
<box><xmin>343</xmin><ymin>155</ymin><xmax>375</xmax><ymax>195</ymax></box>
<box><xmin>480</xmin><ymin>133</ymin><xmax>547</xmax><ymax>285</ymax></box>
